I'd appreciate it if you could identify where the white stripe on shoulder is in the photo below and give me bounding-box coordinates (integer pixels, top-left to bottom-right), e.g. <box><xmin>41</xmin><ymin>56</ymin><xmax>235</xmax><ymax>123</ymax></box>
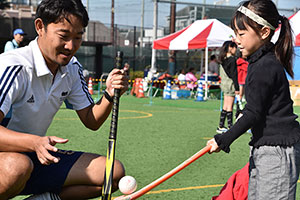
<box><xmin>0</xmin><ymin>65</ymin><xmax>23</xmax><ymax>106</ymax></box>
<box><xmin>74</xmin><ymin>62</ymin><xmax>93</xmax><ymax>104</ymax></box>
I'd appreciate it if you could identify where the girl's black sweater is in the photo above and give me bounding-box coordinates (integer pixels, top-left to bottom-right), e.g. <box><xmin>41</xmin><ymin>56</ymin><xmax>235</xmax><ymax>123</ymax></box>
<box><xmin>222</xmin><ymin>56</ymin><xmax>240</xmax><ymax>92</ymax></box>
<box><xmin>215</xmin><ymin>42</ymin><xmax>300</xmax><ymax>153</ymax></box>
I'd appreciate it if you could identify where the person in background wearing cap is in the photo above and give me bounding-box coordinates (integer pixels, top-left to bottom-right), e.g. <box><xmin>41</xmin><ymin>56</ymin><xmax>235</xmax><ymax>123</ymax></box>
<box><xmin>2</xmin><ymin>29</ymin><xmax>26</xmax><ymax>127</ymax></box>
<box><xmin>4</xmin><ymin>28</ymin><xmax>26</xmax><ymax>52</ymax></box>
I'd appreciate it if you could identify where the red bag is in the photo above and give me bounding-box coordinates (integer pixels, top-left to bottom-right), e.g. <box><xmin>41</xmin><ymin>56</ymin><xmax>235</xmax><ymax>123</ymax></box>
<box><xmin>212</xmin><ymin>162</ymin><xmax>249</xmax><ymax>200</ymax></box>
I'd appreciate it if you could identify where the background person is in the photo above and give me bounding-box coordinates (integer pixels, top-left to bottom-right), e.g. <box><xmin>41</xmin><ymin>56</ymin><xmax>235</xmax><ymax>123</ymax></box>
<box><xmin>217</xmin><ymin>41</ymin><xmax>239</xmax><ymax>133</ymax></box>
<box><xmin>0</xmin><ymin>0</ymin><xmax>128</xmax><ymax>200</ymax></box>
<box><xmin>185</xmin><ymin>67</ymin><xmax>198</xmax><ymax>91</ymax></box>
<box><xmin>208</xmin><ymin>54</ymin><xmax>220</xmax><ymax>75</ymax></box>
<box><xmin>208</xmin><ymin>1</ymin><xmax>300</xmax><ymax>199</ymax></box>
<box><xmin>4</xmin><ymin>28</ymin><xmax>26</xmax><ymax>52</ymax></box>
<box><xmin>177</xmin><ymin>68</ymin><xmax>186</xmax><ymax>89</ymax></box>
<box><xmin>236</xmin><ymin>54</ymin><xmax>248</xmax><ymax>102</ymax></box>
<box><xmin>2</xmin><ymin>29</ymin><xmax>26</xmax><ymax>126</ymax></box>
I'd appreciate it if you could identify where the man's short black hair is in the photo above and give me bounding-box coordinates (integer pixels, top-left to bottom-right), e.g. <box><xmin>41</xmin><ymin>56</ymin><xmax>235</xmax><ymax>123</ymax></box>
<box><xmin>35</xmin><ymin>0</ymin><xmax>89</xmax><ymax>28</ymax></box>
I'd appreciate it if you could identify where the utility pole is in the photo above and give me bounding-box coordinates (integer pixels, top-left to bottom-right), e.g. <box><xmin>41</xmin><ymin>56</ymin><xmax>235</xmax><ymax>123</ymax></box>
<box><xmin>150</xmin><ymin>0</ymin><xmax>158</xmax><ymax>78</ymax></box>
<box><xmin>140</xmin><ymin>0</ymin><xmax>145</xmax><ymax>57</ymax></box>
<box><xmin>202</xmin><ymin>0</ymin><xmax>206</xmax><ymax>19</ymax></box>
<box><xmin>133</xmin><ymin>26</ymin><xmax>136</xmax><ymax>72</ymax></box>
<box><xmin>194</xmin><ymin>6</ymin><xmax>198</xmax><ymax>21</ymax></box>
<box><xmin>169</xmin><ymin>0</ymin><xmax>176</xmax><ymax>33</ymax></box>
<box><xmin>85</xmin><ymin>0</ymin><xmax>89</xmax><ymax>41</ymax></box>
<box><xmin>111</xmin><ymin>0</ymin><xmax>115</xmax><ymax>46</ymax></box>
<box><xmin>168</xmin><ymin>0</ymin><xmax>176</xmax><ymax>76</ymax></box>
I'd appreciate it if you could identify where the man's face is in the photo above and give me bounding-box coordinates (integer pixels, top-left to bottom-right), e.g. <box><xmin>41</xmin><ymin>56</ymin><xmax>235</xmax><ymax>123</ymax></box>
<box><xmin>14</xmin><ymin>34</ymin><xmax>24</xmax><ymax>44</ymax></box>
<box><xmin>36</xmin><ymin>14</ymin><xmax>84</xmax><ymax>69</ymax></box>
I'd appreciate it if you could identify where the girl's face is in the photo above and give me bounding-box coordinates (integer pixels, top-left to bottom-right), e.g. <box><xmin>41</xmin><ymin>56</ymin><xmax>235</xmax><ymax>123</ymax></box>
<box><xmin>234</xmin><ymin>21</ymin><xmax>265</xmax><ymax>57</ymax></box>
<box><xmin>229</xmin><ymin>46</ymin><xmax>237</xmax><ymax>56</ymax></box>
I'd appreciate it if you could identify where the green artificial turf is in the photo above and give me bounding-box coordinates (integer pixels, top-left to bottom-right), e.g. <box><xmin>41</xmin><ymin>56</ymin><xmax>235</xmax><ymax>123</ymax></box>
<box><xmin>13</xmin><ymin>95</ymin><xmax>300</xmax><ymax>199</ymax></box>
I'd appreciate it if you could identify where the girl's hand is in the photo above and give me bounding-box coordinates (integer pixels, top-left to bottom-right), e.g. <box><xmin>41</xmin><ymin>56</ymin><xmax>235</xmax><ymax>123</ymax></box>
<box><xmin>207</xmin><ymin>138</ymin><xmax>221</xmax><ymax>153</ymax></box>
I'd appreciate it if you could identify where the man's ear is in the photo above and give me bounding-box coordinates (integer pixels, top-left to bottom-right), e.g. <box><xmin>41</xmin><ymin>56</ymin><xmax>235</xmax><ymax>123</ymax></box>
<box><xmin>35</xmin><ymin>18</ymin><xmax>45</xmax><ymax>37</ymax></box>
<box><xmin>261</xmin><ymin>26</ymin><xmax>271</xmax><ymax>40</ymax></box>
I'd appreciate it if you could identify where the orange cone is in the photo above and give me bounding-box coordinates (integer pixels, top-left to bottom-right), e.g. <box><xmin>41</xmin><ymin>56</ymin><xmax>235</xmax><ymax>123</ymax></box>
<box><xmin>137</xmin><ymin>80</ymin><xmax>145</xmax><ymax>98</ymax></box>
<box><xmin>88</xmin><ymin>77</ymin><xmax>93</xmax><ymax>95</ymax></box>
<box><xmin>130</xmin><ymin>81</ymin><xmax>135</xmax><ymax>95</ymax></box>
<box><xmin>131</xmin><ymin>79</ymin><xmax>138</xmax><ymax>96</ymax></box>
<box><xmin>134</xmin><ymin>78</ymin><xmax>141</xmax><ymax>96</ymax></box>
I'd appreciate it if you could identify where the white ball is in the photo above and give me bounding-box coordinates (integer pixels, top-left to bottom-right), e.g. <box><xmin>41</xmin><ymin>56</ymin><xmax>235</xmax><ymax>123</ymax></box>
<box><xmin>118</xmin><ymin>175</ymin><xmax>137</xmax><ymax>195</ymax></box>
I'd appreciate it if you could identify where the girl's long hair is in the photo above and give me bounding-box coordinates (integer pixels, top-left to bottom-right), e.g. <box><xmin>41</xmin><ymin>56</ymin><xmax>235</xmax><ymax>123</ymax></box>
<box><xmin>231</xmin><ymin>0</ymin><xmax>294</xmax><ymax>78</ymax></box>
<box><xmin>219</xmin><ymin>41</ymin><xmax>237</xmax><ymax>64</ymax></box>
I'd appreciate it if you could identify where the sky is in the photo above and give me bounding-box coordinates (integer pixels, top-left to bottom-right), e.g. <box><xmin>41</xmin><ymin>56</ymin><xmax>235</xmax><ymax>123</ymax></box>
<box><xmin>84</xmin><ymin>0</ymin><xmax>300</xmax><ymax>28</ymax></box>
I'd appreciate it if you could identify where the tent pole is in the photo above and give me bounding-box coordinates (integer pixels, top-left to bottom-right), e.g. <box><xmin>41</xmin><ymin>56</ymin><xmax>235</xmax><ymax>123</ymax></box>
<box><xmin>200</xmin><ymin>50</ymin><xmax>204</xmax><ymax>73</ymax></box>
<box><xmin>149</xmin><ymin>0</ymin><xmax>158</xmax><ymax>106</ymax></box>
<box><xmin>150</xmin><ymin>0</ymin><xmax>158</xmax><ymax>78</ymax></box>
<box><xmin>204</xmin><ymin>46</ymin><xmax>208</xmax><ymax>100</ymax></box>
<box><xmin>204</xmin><ymin>47</ymin><xmax>208</xmax><ymax>100</ymax></box>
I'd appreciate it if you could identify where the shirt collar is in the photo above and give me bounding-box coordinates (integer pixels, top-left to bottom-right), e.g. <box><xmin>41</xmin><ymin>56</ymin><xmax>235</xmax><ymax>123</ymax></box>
<box><xmin>12</xmin><ymin>39</ymin><xmax>19</xmax><ymax>48</ymax></box>
<box><xmin>247</xmin><ymin>42</ymin><xmax>274</xmax><ymax>64</ymax></box>
<box><xmin>30</xmin><ymin>37</ymin><xmax>69</xmax><ymax>77</ymax></box>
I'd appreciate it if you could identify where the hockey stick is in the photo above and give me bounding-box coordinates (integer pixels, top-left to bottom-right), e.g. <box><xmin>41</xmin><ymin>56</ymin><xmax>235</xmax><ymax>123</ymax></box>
<box><xmin>114</xmin><ymin>145</ymin><xmax>211</xmax><ymax>200</ymax></box>
<box><xmin>102</xmin><ymin>51</ymin><xmax>124</xmax><ymax>200</ymax></box>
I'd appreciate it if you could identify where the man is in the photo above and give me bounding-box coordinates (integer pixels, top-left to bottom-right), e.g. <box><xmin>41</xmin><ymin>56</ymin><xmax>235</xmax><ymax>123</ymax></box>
<box><xmin>4</xmin><ymin>28</ymin><xmax>26</xmax><ymax>52</ymax></box>
<box><xmin>0</xmin><ymin>0</ymin><xmax>128</xmax><ymax>200</ymax></box>
<box><xmin>3</xmin><ymin>29</ymin><xmax>26</xmax><ymax>126</ymax></box>
<box><xmin>208</xmin><ymin>55</ymin><xmax>219</xmax><ymax>75</ymax></box>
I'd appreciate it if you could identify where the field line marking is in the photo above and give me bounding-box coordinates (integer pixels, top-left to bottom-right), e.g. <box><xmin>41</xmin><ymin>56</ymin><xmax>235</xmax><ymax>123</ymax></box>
<box><xmin>110</xmin><ymin>184</ymin><xmax>224</xmax><ymax>199</ymax></box>
<box><xmin>54</xmin><ymin>110</ymin><xmax>152</xmax><ymax>120</ymax></box>
<box><xmin>111</xmin><ymin>180</ymin><xmax>300</xmax><ymax>199</ymax></box>
<box><xmin>119</xmin><ymin>110</ymin><xmax>153</xmax><ymax>119</ymax></box>
<box><xmin>146</xmin><ymin>184</ymin><xmax>224</xmax><ymax>194</ymax></box>
<box><xmin>147</xmin><ymin>179</ymin><xmax>300</xmax><ymax>195</ymax></box>
<box><xmin>202</xmin><ymin>137</ymin><xmax>213</xmax><ymax>140</ymax></box>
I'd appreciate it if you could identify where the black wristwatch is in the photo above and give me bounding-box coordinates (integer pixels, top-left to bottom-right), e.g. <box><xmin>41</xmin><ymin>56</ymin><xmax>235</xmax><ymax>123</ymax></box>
<box><xmin>104</xmin><ymin>90</ymin><xmax>113</xmax><ymax>103</ymax></box>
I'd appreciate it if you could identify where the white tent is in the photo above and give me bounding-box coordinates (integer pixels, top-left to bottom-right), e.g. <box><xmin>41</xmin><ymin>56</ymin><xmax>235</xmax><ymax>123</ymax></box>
<box><xmin>272</xmin><ymin>10</ymin><xmax>300</xmax><ymax>46</ymax></box>
<box><xmin>271</xmin><ymin>10</ymin><xmax>300</xmax><ymax>80</ymax></box>
<box><xmin>153</xmin><ymin>19</ymin><xmax>235</xmax><ymax>99</ymax></box>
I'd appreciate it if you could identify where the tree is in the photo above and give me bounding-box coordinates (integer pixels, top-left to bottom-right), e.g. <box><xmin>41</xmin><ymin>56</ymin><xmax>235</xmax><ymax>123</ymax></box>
<box><xmin>0</xmin><ymin>0</ymin><xmax>9</xmax><ymax>10</ymax></box>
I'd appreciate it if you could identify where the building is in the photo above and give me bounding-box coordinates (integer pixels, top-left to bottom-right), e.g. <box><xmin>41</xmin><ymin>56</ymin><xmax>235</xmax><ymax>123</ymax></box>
<box><xmin>0</xmin><ymin>0</ymin><xmax>127</xmax><ymax>78</ymax></box>
<box><xmin>165</xmin><ymin>4</ymin><xmax>298</xmax><ymax>33</ymax></box>
<box><xmin>165</xmin><ymin>5</ymin><xmax>236</xmax><ymax>33</ymax></box>
<box><xmin>6</xmin><ymin>0</ymin><xmax>39</xmax><ymax>6</ymax></box>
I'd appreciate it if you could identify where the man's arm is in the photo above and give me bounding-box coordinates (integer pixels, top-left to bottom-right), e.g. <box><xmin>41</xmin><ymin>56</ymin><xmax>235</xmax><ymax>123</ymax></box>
<box><xmin>76</xmin><ymin>95</ymin><xmax>113</xmax><ymax>131</ymax></box>
<box><xmin>76</xmin><ymin>68</ymin><xmax>128</xmax><ymax>130</ymax></box>
<box><xmin>0</xmin><ymin>111</ymin><xmax>68</xmax><ymax>165</ymax></box>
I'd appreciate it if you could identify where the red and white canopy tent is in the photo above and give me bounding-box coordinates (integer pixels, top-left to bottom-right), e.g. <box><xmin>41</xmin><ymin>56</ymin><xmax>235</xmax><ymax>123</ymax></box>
<box><xmin>271</xmin><ymin>10</ymin><xmax>300</xmax><ymax>80</ymax></box>
<box><xmin>152</xmin><ymin>19</ymin><xmax>235</xmax><ymax>99</ymax></box>
<box><xmin>272</xmin><ymin>10</ymin><xmax>300</xmax><ymax>46</ymax></box>
<box><xmin>290</xmin><ymin>10</ymin><xmax>300</xmax><ymax>47</ymax></box>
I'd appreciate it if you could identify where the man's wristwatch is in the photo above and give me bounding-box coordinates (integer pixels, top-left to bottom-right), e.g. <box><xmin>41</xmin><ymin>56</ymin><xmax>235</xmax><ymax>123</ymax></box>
<box><xmin>104</xmin><ymin>90</ymin><xmax>113</xmax><ymax>103</ymax></box>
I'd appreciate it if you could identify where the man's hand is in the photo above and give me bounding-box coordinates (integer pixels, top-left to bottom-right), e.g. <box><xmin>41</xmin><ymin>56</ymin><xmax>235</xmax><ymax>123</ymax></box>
<box><xmin>106</xmin><ymin>68</ymin><xmax>129</xmax><ymax>97</ymax></box>
<box><xmin>34</xmin><ymin>136</ymin><xmax>68</xmax><ymax>165</ymax></box>
<box><xmin>207</xmin><ymin>138</ymin><xmax>221</xmax><ymax>154</ymax></box>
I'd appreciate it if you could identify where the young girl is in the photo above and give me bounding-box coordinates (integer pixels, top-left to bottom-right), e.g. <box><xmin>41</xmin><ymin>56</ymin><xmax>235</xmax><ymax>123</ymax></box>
<box><xmin>208</xmin><ymin>0</ymin><xmax>300</xmax><ymax>199</ymax></box>
<box><xmin>217</xmin><ymin>41</ymin><xmax>239</xmax><ymax>133</ymax></box>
